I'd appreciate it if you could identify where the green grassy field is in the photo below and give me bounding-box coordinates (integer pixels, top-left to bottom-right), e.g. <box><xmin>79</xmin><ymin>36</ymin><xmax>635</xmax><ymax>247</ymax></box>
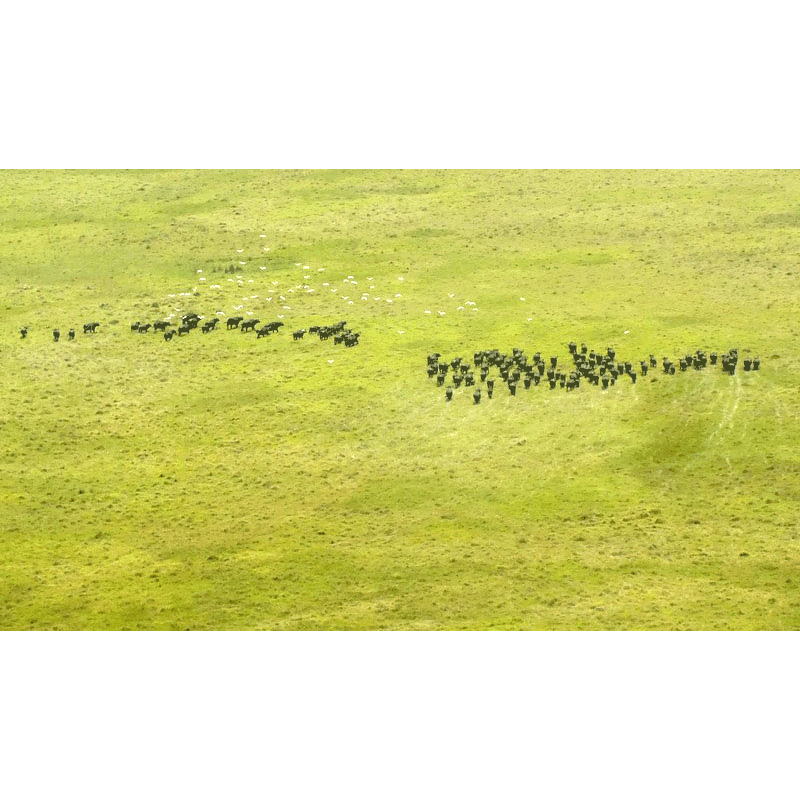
<box><xmin>1</xmin><ymin>169</ymin><xmax>798</xmax><ymax>629</ymax></box>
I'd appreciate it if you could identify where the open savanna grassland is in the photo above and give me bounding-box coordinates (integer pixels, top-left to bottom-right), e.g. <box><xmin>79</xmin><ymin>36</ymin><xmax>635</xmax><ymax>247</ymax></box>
<box><xmin>1</xmin><ymin>169</ymin><xmax>799</xmax><ymax>630</ymax></box>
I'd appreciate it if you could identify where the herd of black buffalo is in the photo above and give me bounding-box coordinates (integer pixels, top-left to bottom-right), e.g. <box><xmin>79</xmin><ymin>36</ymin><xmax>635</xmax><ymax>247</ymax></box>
<box><xmin>18</xmin><ymin>314</ymin><xmax>362</xmax><ymax>347</ymax></box>
<box><xmin>427</xmin><ymin>342</ymin><xmax>760</xmax><ymax>403</ymax></box>
<box><xmin>17</xmin><ymin>321</ymin><xmax>760</xmax><ymax>406</ymax></box>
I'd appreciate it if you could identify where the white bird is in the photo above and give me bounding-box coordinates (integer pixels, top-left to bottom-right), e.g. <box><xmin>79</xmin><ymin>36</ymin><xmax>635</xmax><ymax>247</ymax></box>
<box><xmin>398</xmin><ymin>277</ymin><xmax>404</xmax><ymax>281</ymax></box>
<box><xmin>386</xmin><ymin>299</ymin><xmax>393</xmax><ymax>303</ymax></box>
<box><xmin>342</xmin><ymin>296</ymin><xmax>349</xmax><ymax>300</ymax></box>
<box><xmin>465</xmin><ymin>301</ymin><xmax>475</xmax><ymax>305</ymax></box>
<box><xmin>264</xmin><ymin>247</ymin><xmax>269</xmax><ymax>251</ymax></box>
<box><xmin>239</xmin><ymin>261</ymin><xmax>246</xmax><ymax>265</ymax></box>
<box><xmin>197</xmin><ymin>269</ymin><xmax>202</xmax><ymax>273</ymax></box>
<box><xmin>328</xmin><ymin>359</ymin><xmax>334</xmax><ymax>364</ymax></box>
<box><xmin>251</xmin><ymin>295</ymin><xmax>258</xmax><ymax>299</ymax></box>
<box><xmin>438</xmin><ymin>311</ymin><xmax>446</xmax><ymax>316</ymax></box>
<box><xmin>199</xmin><ymin>277</ymin><xmax>206</xmax><ymax>281</ymax></box>
<box><xmin>211</xmin><ymin>284</ymin><xmax>221</xmax><ymax>289</ymax></box>
<box><xmin>295</xmin><ymin>263</ymin><xmax>301</xmax><ymax>266</ymax></box>
<box><xmin>304</xmin><ymin>275</ymin><xmax>310</xmax><ymax>279</ymax></box>
<box><xmin>318</xmin><ymin>268</ymin><xmax>324</xmax><ymax>271</ymax></box>
<box><xmin>448</xmin><ymin>293</ymin><xmax>454</xmax><ymax>297</ymax></box>
<box><xmin>278</xmin><ymin>314</ymin><xmax>284</xmax><ymax>319</ymax></box>
<box><xmin>367</xmin><ymin>277</ymin><xmax>373</xmax><ymax>281</ymax></box>
<box><xmin>260</xmin><ymin>267</ymin><xmax>266</xmax><ymax>270</ymax></box>
<box><xmin>457</xmin><ymin>306</ymin><xmax>464</xmax><ymax>311</ymax></box>
<box><xmin>260</xmin><ymin>234</ymin><xmax>266</xmax><ymax>238</ymax></box>
<box><xmin>424</xmin><ymin>310</ymin><xmax>431</xmax><ymax>314</ymax></box>
<box><xmin>624</xmin><ymin>330</ymin><xmax>630</xmax><ymax>334</ymax></box>
<box><xmin>348</xmin><ymin>300</ymin><xmax>354</xmax><ymax>304</ymax></box>
<box><xmin>520</xmin><ymin>297</ymin><xmax>525</xmax><ymax>301</ymax></box>
<box><xmin>395</xmin><ymin>294</ymin><xmax>402</xmax><ymax>298</ymax></box>
<box><xmin>283</xmin><ymin>306</ymin><xmax>291</xmax><ymax>310</ymax></box>
<box><xmin>323</xmin><ymin>282</ymin><xmax>329</xmax><ymax>286</ymax></box>
<box><xmin>237</xmin><ymin>249</ymin><xmax>243</xmax><ymax>253</ymax></box>
<box><xmin>398</xmin><ymin>330</ymin><xmax>405</xmax><ymax>334</ymax></box>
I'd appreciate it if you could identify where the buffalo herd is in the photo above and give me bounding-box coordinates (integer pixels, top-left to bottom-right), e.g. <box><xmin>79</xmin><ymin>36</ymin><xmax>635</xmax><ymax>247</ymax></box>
<box><xmin>21</xmin><ymin>314</ymin><xmax>363</xmax><ymax>349</ymax></box>
<box><xmin>428</xmin><ymin>342</ymin><xmax>760</xmax><ymax>403</ymax></box>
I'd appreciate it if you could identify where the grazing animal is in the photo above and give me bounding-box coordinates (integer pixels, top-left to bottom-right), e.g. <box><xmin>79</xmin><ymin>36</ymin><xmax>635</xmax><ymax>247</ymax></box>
<box><xmin>473</xmin><ymin>387</ymin><xmax>481</xmax><ymax>404</ymax></box>
<box><xmin>68</xmin><ymin>329</ymin><xmax>75</xmax><ymax>340</ymax></box>
<box><xmin>83</xmin><ymin>322</ymin><xmax>100</xmax><ymax>334</ymax></box>
<box><xmin>240</xmin><ymin>319</ymin><xmax>261</xmax><ymax>333</ymax></box>
<box><xmin>226</xmin><ymin>316</ymin><xmax>244</xmax><ymax>329</ymax></box>
<box><xmin>20</xmin><ymin>327</ymin><xmax>27</xmax><ymax>339</ymax></box>
<box><xmin>131</xmin><ymin>321</ymin><xmax>141</xmax><ymax>332</ymax></box>
<box><xmin>445</xmin><ymin>387</ymin><xmax>453</xmax><ymax>402</ymax></box>
<box><xmin>138</xmin><ymin>323</ymin><xmax>152</xmax><ymax>333</ymax></box>
<box><xmin>153</xmin><ymin>320</ymin><xmax>172</xmax><ymax>332</ymax></box>
<box><xmin>164</xmin><ymin>330</ymin><xmax>176</xmax><ymax>341</ymax></box>
<box><xmin>256</xmin><ymin>326</ymin><xmax>271</xmax><ymax>338</ymax></box>
<box><xmin>177</xmin><ymin>325</ymin><xmax>190</xmax><ymax>336</ymax></box>
<box><xmin>292</xmin><ymin>329</ymin><xmax>306</xmax><ymax>340</ymax></box>
<box><xmin>52</xmin><ymin>329</ymin><xmax>60</xmax><ymax>342</ymax></box>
